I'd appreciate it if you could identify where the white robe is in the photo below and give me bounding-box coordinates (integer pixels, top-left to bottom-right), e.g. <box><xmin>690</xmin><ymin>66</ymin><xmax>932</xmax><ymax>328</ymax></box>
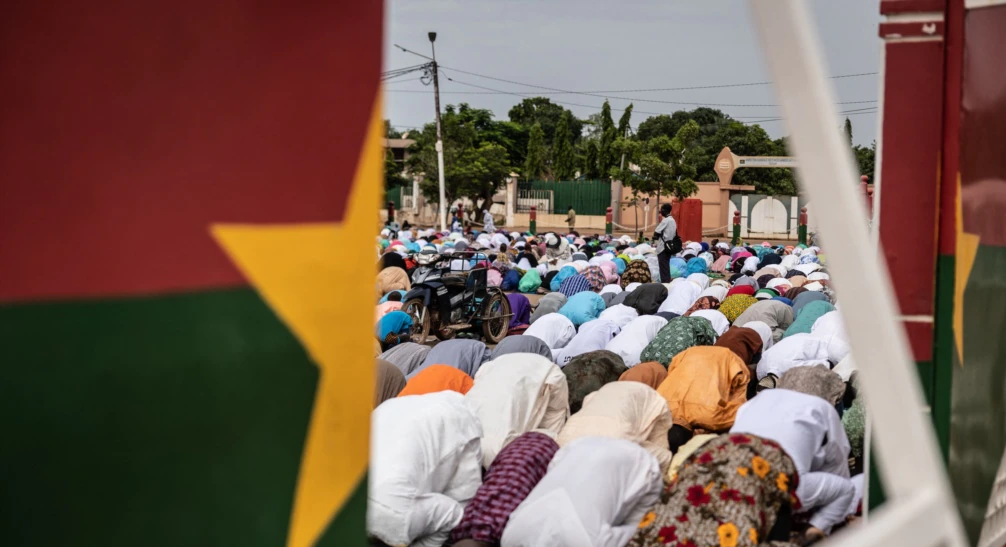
<box><xmin>598</xmin><ymin>304</ymin><xmax>640</xmax><ymax>329</ymax></box>
<box><xmin>552</xmin><ymin>319</ymin><xmax>622</xmax><ymax>367</ymax></box>
<box><xmin>756</xmin><ymin>333</ymin><xmax>844</xmax><ymax>380</ymax></box>
<box><xmin>730</xmin><ymin>389</ymin><xmax>854</xmax><ymax>534</ymax></box>
<box><xmin>657</xmin><ymin>278</ymin><xmax>700</xmax><ymax>315</ymax></box>
<box><xmin>524</xmin><ymin>313</ymin><xmax>577</xmax><ymax>356</ymax></box>
<box><xmin>605</xmin><ymin>315</ymin><xmax>668</xmax><ymax>367</ymax></box>
<box><xmin>465</xmin><ymin>354</ymin><xmax>570</xmax><ymax>467</ymax></box>
<box><xmin>368</xmin><ymin>391</ymin><xmax>484</xmax><ymax>547</ymax></box>
<box><xmin>689</xmin><ymin>309</ymin><xmax>730</xmax><ymax>336</ymax></box>
<box><xmin>500</xmin><ymin>437</ymin><xmax>662</xmax><ymax>547</ymax></box>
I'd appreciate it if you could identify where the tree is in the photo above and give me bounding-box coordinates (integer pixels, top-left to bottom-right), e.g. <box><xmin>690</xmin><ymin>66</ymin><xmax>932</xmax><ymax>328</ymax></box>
<box><xmin>552</xmin><ymin>111</ymin><xmax>576</xmax><ymax>180</ymax></box>
<box><xmin>384</xmin><ymin>120</ymin><xmax>402</xmax><ymax>139</ymax></box>
<box><xmin>384</xmin><ymin>149</ymin><xmax>409</xmax><ymax>189</ymax></box>
<box><xmin>582</xmin><ymin>141</ymin><xmax>600</xmax><ymax>179</ymax></box>
<box><xmin>854</xmin><ymin>140</ymin><xmax>876</xmax><ymax>181</ymax></box>
<box><xmin>508</xmin><ymin>97</ymin><xmax>583</xmax><ymax>145</ymax></box>
<box><xmin>597</xmin><ymin>100</ymin><xmax>618</xmax><ymax>180</ymax></box>
<box><xmin>406</xmin><ymin>103</ymin><xmax>514</xmax><ymax>212</ymax></box>
<box><xmin>617</xmin><ymin>104</ymin><xmax>634</xmax><ymax>139</ymax></box>
<box><xmin>524</xmin><ymin>122</ymin><xmax>549</xmax><ymax>180</ymax></box>
<box><xmin>843</xmin><ymin>117</ymin><xmax>853</xmax><ymax>148</ymax></box>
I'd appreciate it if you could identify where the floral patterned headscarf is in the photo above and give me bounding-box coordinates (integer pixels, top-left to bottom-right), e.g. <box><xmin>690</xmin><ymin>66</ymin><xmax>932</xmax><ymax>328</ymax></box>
<box><xmin>683</xmin><ymin>296</ymin><xmax>720</xmax><ymax>317</ymax></box>
<box><xmin>629</xmin><ymin>433</ymin><xmax>799</xmax><ymax>547</ymax></box>
<box><xmin>621</xmin><ymin>260</ymin><xmax>654</xmax><ymax>289</ymax></box>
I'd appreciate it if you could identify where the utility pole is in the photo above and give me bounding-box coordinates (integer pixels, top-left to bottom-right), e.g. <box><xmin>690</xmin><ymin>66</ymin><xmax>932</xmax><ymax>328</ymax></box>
<box><xmin>429</xmin><ymin>32</ymin><xmax>447</xmax><ymax>232</ymax></box>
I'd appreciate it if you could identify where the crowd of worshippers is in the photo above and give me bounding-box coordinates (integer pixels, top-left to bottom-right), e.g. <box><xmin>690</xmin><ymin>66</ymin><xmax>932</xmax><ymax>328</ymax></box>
<box><xmin>373</xmin><ymin>226</ymin><xmax>862</xmax><ymax>547</ymax></box>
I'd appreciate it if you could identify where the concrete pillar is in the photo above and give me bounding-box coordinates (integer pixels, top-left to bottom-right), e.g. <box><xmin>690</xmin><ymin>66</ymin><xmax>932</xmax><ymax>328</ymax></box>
<box><xmin>505</xmin><ymin>176</ymin><xmax>516</xmax><ymax>228</ymax></box>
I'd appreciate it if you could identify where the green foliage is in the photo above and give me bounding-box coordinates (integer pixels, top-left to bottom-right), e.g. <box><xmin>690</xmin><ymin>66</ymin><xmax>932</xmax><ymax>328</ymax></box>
<box><xmin>843</xmin><ymin>117</ymin><xmax>853</xmax><ymax>148</ymax></box>
<box><xmin>384</xmin><ymin>149</ymin><xmax>409</xmax><ymax>189</ymax></box>
<box><xmin>617</xmin><ymin>104</ymin><xmax>634</xmax><ymax>138</ymax></box>
<box><xmin>552</xmin><ymin>111</ymin><xmax>576</xmax><ymax>180</ymax></box>
<box><xmin>582</xmin><ymin>141</ymin><xmax>600</xmax><ymax>179</ymax></box>
<box><xmin>854</xmin><ymin>140</ymin><xmax>876</xmax><ymax>181</ymax></box>
<box><xmin>406</xmin><ymin>103</ymin><xmax>514</xmax><ymax>208</ymax></box>
<box><xmin>384</xmin><ymin>120</ymin><xmax>402</xmax><ymax>139</ymax></box>
<box><xmin>610</xmin><ymin>120</ymin><xmax>701</xmax><ymax>201</ymax></box>
<box><xmin>508</xmin><ymin>97</ymin><xmax>583</xmax><ymax>145</ymax></box>
<box><xmin>524</xmin><ymin>122</ymin><xmax>549</xmax><ymax>180</ymax></box>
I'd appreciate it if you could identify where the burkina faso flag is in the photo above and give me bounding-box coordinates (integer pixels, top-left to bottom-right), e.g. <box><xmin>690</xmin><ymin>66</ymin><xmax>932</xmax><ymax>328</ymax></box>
<box><xmin>0</xmin><ymin>2</ymin><xmax>382</xmax><ymax>546</ymax></box>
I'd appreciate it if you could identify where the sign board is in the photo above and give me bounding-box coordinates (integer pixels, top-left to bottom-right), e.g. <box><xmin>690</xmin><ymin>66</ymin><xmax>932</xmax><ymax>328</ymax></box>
<box><xmin>737</xmin><ymin>156</ymin><xmax>798</xmax><ymax>168</ymax></box>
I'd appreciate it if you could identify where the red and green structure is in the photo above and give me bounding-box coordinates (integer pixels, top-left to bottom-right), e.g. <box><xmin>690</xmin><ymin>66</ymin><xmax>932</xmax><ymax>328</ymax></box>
<box><xmin>874</xmin><ymin>1</ymin><xmax>1006</xmax><ymax>542</ymax></box>
<box><xmin>0</xmin><ymin>1</ymin><xmax>383</xmax><ymax>546</ymax></box>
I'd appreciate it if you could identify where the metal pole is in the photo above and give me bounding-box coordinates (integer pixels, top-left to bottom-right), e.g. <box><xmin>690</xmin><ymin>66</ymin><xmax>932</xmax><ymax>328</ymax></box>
<box><xmin>429</xmin><ymin>32</ymin><xmax>447</xmax><ymax>232</ymax></box>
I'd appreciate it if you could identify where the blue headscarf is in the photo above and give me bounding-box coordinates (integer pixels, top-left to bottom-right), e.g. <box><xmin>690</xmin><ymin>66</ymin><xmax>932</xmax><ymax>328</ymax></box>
<box><xmin>613</xmin><ymin>258</ymin><xmax>627</xmax><ymax>275</ymax></box>
<box><xmin>686</xmin><ymin>256</ymin><xmax>708</xmax><ymax>275</ymax></box>
<box><xmin>772</xmin><ymin>296</ymin><xmax>794</xmax><ymax>306</ymax></box>
<box><xmin>669</xmin><ymin>257</ymin><xmax>688</xmax><ymax>279</ymax></box>
<box><xmin>550</xmin><ymin>265</ymin><xmax>579</xmax><ymax>292</ymax></box>
<box><xmin>376</xmin><ymin>310</ymin><xmax>413</xmax><ymax>341</ymax></box>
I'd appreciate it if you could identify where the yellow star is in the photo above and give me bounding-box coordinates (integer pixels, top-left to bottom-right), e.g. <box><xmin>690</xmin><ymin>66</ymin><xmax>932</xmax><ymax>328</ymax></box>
<box><xmin>954</xmin><ymin>173</ymin><xmax>980</xmax><ymax>366</ymax></box>
<box><xmin>212</xmin><ymin>95</ymin><xmax>383</xmax><ymax>547</ymax></box>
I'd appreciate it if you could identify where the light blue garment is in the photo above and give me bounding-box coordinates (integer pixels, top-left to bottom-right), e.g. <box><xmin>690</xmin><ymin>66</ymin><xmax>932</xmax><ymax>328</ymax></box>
<box><xmin>376</xmin><ymin>310</ymin><xmax>413</xmax><ymax>340</ymax></box>
<box><xmin>613</xmin><ymin>258</ymin><xmax>627</xmax><ymax>275</ymax></box>
<box><xmin>685</xmin><ymin>257</ymin><xmax>708</xmax><ymax>275</ymax></box>
<box><xmin>669</xmin><ymin>257</ymin><xmax>688</xmax><ymax>279</ymax></box>
<box><xmin>558</xmin><ymin>291</ymin><xmax>607</xmax><ymax>326</ymax></box>
<box><xmin>379</xmin><ymin>290</ymin><xmax>407</xmax><ymax>304</ymax></box>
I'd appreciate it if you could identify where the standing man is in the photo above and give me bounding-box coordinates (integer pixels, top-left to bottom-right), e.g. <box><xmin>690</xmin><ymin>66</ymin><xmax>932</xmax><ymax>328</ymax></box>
<box><xmin>483</xmin><ymin>207</ymin><xmax>496</xmax><ymax>234</ymax></box>
<box><xmin>565</xmin><ymin>205</ymin><xmax>576</xmax><ymax>232</ymax></box>
<box><xmin>654</xmin><ymin>203</ymin><xmax>678</xmax><ymax>283</ymax></box>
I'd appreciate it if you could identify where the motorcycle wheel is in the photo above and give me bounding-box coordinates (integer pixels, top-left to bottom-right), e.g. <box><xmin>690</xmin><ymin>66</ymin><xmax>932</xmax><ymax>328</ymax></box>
<box><xmin>402</xmin><ymin>298</ymin><xmax>431</xmax><ymax>344</ymax></box>
<box><xmin>481</xmin><ymin>291</ymin><xmax>511</xmax><ymax>344</ymax></box>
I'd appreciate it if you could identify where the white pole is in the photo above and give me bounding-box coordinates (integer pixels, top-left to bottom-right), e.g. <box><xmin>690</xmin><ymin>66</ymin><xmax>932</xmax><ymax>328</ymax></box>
<box><xmin>748</xmin><ymin>2</ymin><xmax>966</xmax><ymax>546</ymax></box>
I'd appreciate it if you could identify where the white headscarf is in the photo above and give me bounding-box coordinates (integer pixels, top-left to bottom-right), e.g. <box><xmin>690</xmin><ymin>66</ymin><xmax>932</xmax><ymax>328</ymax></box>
<box><xmin>700</xmin><ymin>285</ymin><xmax>728</xmax><ymax>302</ymax></box>
<box><xmin>686</xmin><ymin>273</ymin><xmax>710</xmax><ymax>290</ymax></box>
<box><xmin>465</xmin><ymin>353</ymin><xmax>570</xmax><ymax>467</ymax></box>
<box><xmin>598</xmin><ymin>304</ymin><xmax>640</xmax><ymax>329</ymax></box>
<box><xmin>552</xmin><ymin>319</ymin><xmax>623</xmax><ymax>367</ymax></box>
<box><xmin>742</xmin><ymin>256</ymin><xmax>760</xmax><ymax>274</ymax></box>
<box><xmin>368</xmin><ymin>391</ymin><xmax>483</xmax><ymax>547</ymax></box>
<box><xmin>689</xmin><ymin>309</ymin><xmax>730</xmax><ymax>336</ymax></box>
<box><xmin>756</xmin><ymin>333</ymin><xmax>848</xmax><ymax>380</ymax></box>
<box><xmin>500</xmin><ymin>437</ymin><xmax>662</xmax><ymax>547</ymax></box>
<box><xmin>605</xmin><ymin>315</ymin><xmax>669</xmax><ymax>367</ymax></box>
<box><xmin>524</xmin><ymin>313</ymin><xmax>577</xmax><ymax>353</ymax></box>
<box><xmin>624</xmin><ymin>282</ymin><xmax>643</xmax><ymax>293</ymax></box>
<box><xmin>599</xmin><ymin>283</ymin><xmax>623</xmax><ymax>296</ymax></box>
<box><xmin>743</xmin><ymin>320</ymin><xmax>775</xmax><ymax>352</ymax></box>
<box><xmin>658</xmin><ymin>279</ymin><xmax>701</xmax><ymax>315</ymax></box>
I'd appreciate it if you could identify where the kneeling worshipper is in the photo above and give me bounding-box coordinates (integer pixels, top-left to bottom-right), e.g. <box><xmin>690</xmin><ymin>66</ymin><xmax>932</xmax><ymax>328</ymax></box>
<box><xmin>450</xmin><ymin>432</ymin><xmax>560</xmax><ymax>547</ymax></box>
<box><xmin>379</xmin><ymin>342</ymin><xmax>431</xmax><ymax>377</ymax></box>
<box><xmin>732</xmin><ymin>299</ymin><xmax>795</xmax><ymax>343</ymax></box>
<box><xmin>529</xmin><ymin>292</ymin><xmax>567</xmax><ymax>325</ymax></box>
<box><xmin>628</xmin><ymin>433</ymin><xmax>800</xmax><ymax>547</ymax></box>
<box><xmin>523</xmin><ymin>313</ymin><xmax>577</xmax><ymax>361</ymax></box>
<box><xmin>618</xmin><ymin>361</ymin><xmax>668</xmax><ymax>390</ymax></box>
<box><xmin>562</xmin><ymin>349</ymin><xmax>628</xmax><ymax>412</ymax></box>
<box><xmin>499</xmin><ymin>437</ymin><xmax>663</xmax><ymax>547</ymax></box>
<box><xmin>397</xmin><ymin>364</ymin><xmax>474</xmax><ymax>397</ymax></box>
<box><xmin>552</xmin><ymin>318</ymin><xmax>622</xmax><ymax>367</ymax></box>
<box><xmin>730</xmin><ymin>389</ymin><xmax>856</xmax><ymax>540</ymax></box>
<box><xmin>489</xmin><ymin>334</ymin><xmax>554</xmax><ymax>361</ymax></box>
<box><xmin>598</xmin><ymin>303</ymin><xmax>640</xmax><ymax>329</ymax></box>
<box><xmin>605</xmin><ymin>315</ymin><xmax>669</xmax><ymax>367</ymax></box>
<box><xmin>639</xmin><ymin>315</ymin><xmax>719</xmax><ymax>367</ymax></box>
<box><xmin>411</xmin><ymin>339</ymin><xmax>491</xmax><ymax>379</ymax></box>
<box><xmin>756</xmin><ymin>333</ymin><xmax>849</xmax><ymax>390</ymax></box>
<box><xmin>376</xmin><ymin>266</ymin><xmax>411</xmax><ymax>299</ymax></box>
<box><xmin>557</xmin><ymin>381</ymin><xmax>674</xmax><ymax>473</ymax></box>
<box><xmin>376</xmin><ymin>310</ymin><xmax>413</xmax><ymax>351</ymax></box>
<box><xmin>368</xmin><ymin>391</ymin><xmax>483</xmax><ymax>547</ymax></box>
<box><xmin>784</xmin><ymin>300</ymin><xmax>836</xmax><ymax>338</ymax></box>
<box><xmin>657</xmin><ymin>346</ymin><xmax>751</xmax><ymax>452</ymax></box>
<box><xmin>374</xmin><ymin>359</ymin><xmax>407</xmax><ymax>406</ymax></box>
<box><xmin>464</xmin><ymin>353</ymin><xmax>570</xmax><ymax>468</ymax></box>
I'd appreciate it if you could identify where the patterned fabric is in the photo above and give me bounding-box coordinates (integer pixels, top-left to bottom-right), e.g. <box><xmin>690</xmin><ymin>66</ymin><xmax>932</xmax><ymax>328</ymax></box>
<box><xmin>843</xmin><ymin>375</ymin><xmax>866</xmax><ymax>467</ymax></box>
<box><xmin>621</xmin><ymin>260</ymin><xmax>653</xmax><ymax>289</ymax></box>
<box><xmin>629</xmin><ymin>433</ymin><xmax>800</xmax><ymax>547</ymax></box>
<box><xmin>683</xmin><ymin>296</ymin><xmax>720</xmax><ymax>317</ymax></box>
<box><xmin>450</xmin><ymin>432</ymin><xmax>559</xmax><ymax>543</ymax></box>
<box><xmin>583</xmin><ymin>265</ymin><xmax>607</xmax><ymax>292</ymax></box>
<box><xmin>558</xmin><ymin>274</ymin><xmax>593</xmax><ymax>298</ymax></box>
<box><xmin>720</xmin><ymin>295</ymin><xmax>758</xmax><ymax>323</ymax></box>
<box><xmin>563</xmin><ymin>350</ymin><xmax>628</xmax><ymax>413</ymax></box>
<box><xmin>639</xmin><ymin>316</ymin><xmax>719</xmax><ymax>367</ymax></box>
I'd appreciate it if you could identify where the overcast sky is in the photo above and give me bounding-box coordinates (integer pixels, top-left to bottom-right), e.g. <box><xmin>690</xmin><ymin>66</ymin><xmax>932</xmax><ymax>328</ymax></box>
<box><xmin>383</xmin><ymin>0</ymin><xmax>881</xmax><ymax>146</ymax></box>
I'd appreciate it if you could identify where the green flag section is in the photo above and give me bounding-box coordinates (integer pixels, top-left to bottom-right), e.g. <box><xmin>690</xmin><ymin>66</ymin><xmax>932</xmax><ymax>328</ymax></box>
<box><xmin>0</xmin><ymin>1</ymin><xmax>383</xmax><ymax>545</ymax></box>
